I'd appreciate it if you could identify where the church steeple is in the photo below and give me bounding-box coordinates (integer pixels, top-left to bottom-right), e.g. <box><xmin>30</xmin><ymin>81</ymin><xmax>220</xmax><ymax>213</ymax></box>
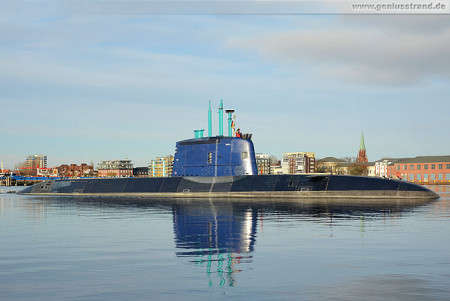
<box><xmin>357</xmin><ymin>131</ymin><xmax>368</xmax><ymax>163</ymax></box>
<box><xmin>359</xmin><ymin>131</ymin><xmax>366</xmax><ymax>151</ymax></box>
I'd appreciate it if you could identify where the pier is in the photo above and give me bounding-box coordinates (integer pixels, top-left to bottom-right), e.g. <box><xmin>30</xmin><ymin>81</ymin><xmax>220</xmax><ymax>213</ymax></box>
<box><xmin>0</xmin><ymin>176</ymin><xmax>49</xmax><ymax>187</ymax></box>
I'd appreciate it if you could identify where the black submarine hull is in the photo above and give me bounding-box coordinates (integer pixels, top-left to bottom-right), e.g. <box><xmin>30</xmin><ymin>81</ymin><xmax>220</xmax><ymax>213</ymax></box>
<box><xmin>18</xmin><ymin>174</ymin><xmax>439</xmax><ymax>199</ymax></box>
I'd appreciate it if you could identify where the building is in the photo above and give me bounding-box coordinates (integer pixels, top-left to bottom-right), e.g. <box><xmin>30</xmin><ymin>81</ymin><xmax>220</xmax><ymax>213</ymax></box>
<box><xmin>316</xmin><ymin>157</ymin><xmax>377</xmax><ymax>176</ymax></box>
<box><xmin>149</xmin><ymin>155</ymin><xmax>174</xmax><ymax>177</ymax></box>
<box><xmin>356</xmin><ymin>132</ymin><xmax>368</xmax><ymax>163</ymax></box>
<box><xmin>270</xmin><ymin>165</ymin><xmax>283</xmax><ymax>175</ymax></box>
<box><xmin>366</xmin><ymin>162</ymin><xmax>376</xmax><ymax>177</ymax></box>
<box><xmin>281</xmin><ymin>152</ymin><xmax>316</xmax><ymax>174</ymax></box>
<box><xmin>36</xmin><ymin>167</ymin><xmax>59</xmax><ymax>177</ymax></box>
<box><xmin>98</xmin><ymin>159</ymin><xmax>133</xmax><ymax>177</ymax></box>
<box><xmin>58</xmin><ymin>163</ymin><xmax>94</xmax><ymax>177</ymax></box>
<box><xmin>374</xmin><ymin>159</ymin><xmax>399</xmax><ymax>178</ymax></box>
<box><xmin>269</xmin><ymin>159</ymin><xmax>282</xmax><ymax>175</ymax></box>
<box><xmin>255</xmin><ymin>153</ymin><xmax>270</xmax><ymax>175</ymax></box>
<box><xmin>316</xmin><ymin>157</ymin><xmax>345</xmax><ymax>173</ymax></box>
<box><xmin>26</xmin><ymin>154</ymin><xmax>47</xmax><ymax>168</ymax></box>
<box><xmin>133</xmin><ymin>167</ymin><xmax>149</xmax><ymax>178</ymax></box>
<box><xmin>387</xmin><ymin>155</ymin><xmax>450</xmax><ymax>184</ymax></box>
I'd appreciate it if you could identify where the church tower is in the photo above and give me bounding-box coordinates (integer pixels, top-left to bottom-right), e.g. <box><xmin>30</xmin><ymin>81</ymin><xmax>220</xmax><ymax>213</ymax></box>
<box><xmin>356</xmin><ymin>131</ymin><xmax>368</xmax><ymax>163</ymax></box>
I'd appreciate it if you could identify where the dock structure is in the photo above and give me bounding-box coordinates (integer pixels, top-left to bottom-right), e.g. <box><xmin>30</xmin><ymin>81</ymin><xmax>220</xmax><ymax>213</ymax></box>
<box><xmin>1</xmin><ymin>176</ymin><xmax>51</xmax><ymax>187</ymax></box>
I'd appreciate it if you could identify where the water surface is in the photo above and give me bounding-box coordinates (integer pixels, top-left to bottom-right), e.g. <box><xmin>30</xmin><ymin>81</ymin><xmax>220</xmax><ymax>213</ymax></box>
<box><xmin>1</xmin><ymin>185</ymin><xmax>449</xmax><ymax>300</ymax></box>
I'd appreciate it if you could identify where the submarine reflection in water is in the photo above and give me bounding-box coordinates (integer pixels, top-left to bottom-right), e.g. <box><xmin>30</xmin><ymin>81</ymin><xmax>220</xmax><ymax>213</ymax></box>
<box><xmin>172</xmin><ymin>201</ymin><xmax>257</xmax><ymax>287</ymax></box>
<box><xmin>169</xmin><ymin>198</ymin><xmax>436</xmax><ymax>287</ymax></box>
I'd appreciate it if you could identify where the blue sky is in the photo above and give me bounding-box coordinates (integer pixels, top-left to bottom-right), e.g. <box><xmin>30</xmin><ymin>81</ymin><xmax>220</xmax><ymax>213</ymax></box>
<box><xmin>1</xmin><ymin>1</ymin><xmax>449</xmax><ymax>169</ymax></box>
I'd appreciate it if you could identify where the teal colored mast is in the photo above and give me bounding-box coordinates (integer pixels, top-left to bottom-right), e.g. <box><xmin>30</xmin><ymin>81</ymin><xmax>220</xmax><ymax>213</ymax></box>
<box><xmin>208</xmin><ymin>100</ymin><xmax>212</xmax><ymax>137</ymax></box>
<box><xmin>194</xmin><ymin>129</ymin><xmax>204</xmax><ymax>139</ymax></box>
<box><xmin>226</xmin><ymin>109</ymin><xmax>234</xmax><ymax>137</ymax></box>
<box><xmin>218</xmin><ymin>99</ymin><xmax>223</xmax><ymax>136</ymax></box>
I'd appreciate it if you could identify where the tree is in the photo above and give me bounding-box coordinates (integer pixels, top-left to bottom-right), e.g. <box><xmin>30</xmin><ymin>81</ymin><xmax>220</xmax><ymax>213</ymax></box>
<box><xmin>334</xmin><ymin>166</ymin><xmax>345</xmax><ymax>175</ymax></box>
<box><xmin>315</xmin><ymin>164</ymin><xmax>326</xmax><ymax>173</ymax></box>
<box><xmin>348</xmin><ymin>163</ymin><xmax>368</xmax><ymax>176</ymax></box>
<box><xmin>15</xmin><ymin>161</ymin><xmax>36</xmax><ymax>176</ymax></box>
<box><xmin>340</xmin><ymin>156</ymin><xmax>356</xmax><ymax>163</ymax></box>
<box><xmin>269</xmin><ymin>155</ymin><xmax>279</xmax><ymax>165</ymax></box>
<box><xmin>15</xmin><ymin>161</ymin><xmax>27</xmax><ymax>170</ymax></box>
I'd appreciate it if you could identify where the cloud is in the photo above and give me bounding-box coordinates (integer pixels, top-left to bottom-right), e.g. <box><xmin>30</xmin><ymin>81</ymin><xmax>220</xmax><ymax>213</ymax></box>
<box><xmin>227</xmin><ymin>16</ymin><xmax>450</xmax><ymax>85</ymax></box>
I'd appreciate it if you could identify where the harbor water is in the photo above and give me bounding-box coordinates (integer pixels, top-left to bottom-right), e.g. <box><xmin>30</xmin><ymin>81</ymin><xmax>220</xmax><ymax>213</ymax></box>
<box><xmin>1</xmin><ymin>186</ymin><xmax>449</xmax><ymax>300</ymax></box>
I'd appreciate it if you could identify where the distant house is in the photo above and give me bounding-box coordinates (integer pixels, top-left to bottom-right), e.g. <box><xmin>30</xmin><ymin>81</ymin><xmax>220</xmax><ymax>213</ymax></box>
<box><xmin>98</xmin><ymin>159</ymin><xmax>133</xmax><ymax>177</ymax></box>
<box><xmin>374</xmin><ymin>158</ymin><xmax>403</xmax><ymax>178</ymax></box>
<box><xmin>26</xmin><ymin>154</ymin><xmax>47</xmax><ymax>169</ymax></box>
<box><xmin>387</xmin><ymin>155</ymin><xmax>450</xmax><ymax>184</ymax></box>
<box><xmin>316</xmin><ymin>157</ymin><xmax>345</xmax><ymax>173</ymax></box>
<box><xmin>270</xmin><ymin>164</ymin><xmax>283</xmax><ymax>175</ymax></box>
<box><xmin>148</xmin><ymin>155</ymin><xmax>174</xmax><ymax>177</ymax></box>
<box><xmin>366</xmin><ymin>162</ymin><xmax>376</xmax><ymax>177</ymax></box>
<box><xmin>255</xmin><ymin>153</ymin><xmax>270</xmax><ymax>175</ymax></box>
<box><xmin>57</xmin><ymin>163</ymin><xmax>94</xmax><ymax>177</ymax></box>
<box><xmin>316</xmin><ymin>157</ymin><xmax>376</xmax><ymax>176</ymax></box>
<box><xmin>281</xmin><ymin>152</ymin><xmax>316</xmax><ymax>174</ymax></box>
<box><xmin>133</xmin><ymin>167</ymin><xmax>149</xmax><ymax>178</ymax></box>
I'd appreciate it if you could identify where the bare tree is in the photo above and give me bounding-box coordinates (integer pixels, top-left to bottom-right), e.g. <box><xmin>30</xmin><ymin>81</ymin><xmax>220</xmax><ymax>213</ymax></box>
<box><xmin>269</xmin><ymin>155</ymin><xmax>279</xmax><ymax>165</ymax></box>
<box><xmin>340</xmin><ymin>156</ymin><xmax>356</xmax><ymax>163</ymax></box>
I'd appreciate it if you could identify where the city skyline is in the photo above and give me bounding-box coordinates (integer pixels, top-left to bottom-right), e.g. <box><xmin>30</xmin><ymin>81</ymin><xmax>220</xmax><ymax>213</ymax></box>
<box><xmin>1</xmin><ymin>2</ymin><xmax>449</xmax><ymax>169</ymax></box>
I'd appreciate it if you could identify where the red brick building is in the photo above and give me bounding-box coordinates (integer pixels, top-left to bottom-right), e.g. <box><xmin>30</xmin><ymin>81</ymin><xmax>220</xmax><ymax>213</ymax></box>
<box><xmin>57</xmin><ymin>164</ymin><xmax>94</xmax><ymax>177</ymax></box>
<box><xmin>387</xmin><ymin>156</ymin><xmax>450</xmax><ymax>184</ymax></box>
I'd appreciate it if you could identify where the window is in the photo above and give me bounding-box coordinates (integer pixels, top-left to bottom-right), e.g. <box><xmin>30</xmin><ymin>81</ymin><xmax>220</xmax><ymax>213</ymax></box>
<box><xmin>438</xmin><ymin>164</ymin><xmax>443</xmax><ymax>169</ymax></box>
<box><xmin>409</xmin><ymin>174</ymin><xmax>414</xmax><ymax>181</ymax></box>
<box><xmin>446</xmin><ymin>174</ymin><xmax>450</xmax><ymax>181</ymax></box>
<box><xmin>446</xmin><ymin>164</ymin><xmax>450</xmax><ymax>169</ymax></box>
<box><xmin>410</xmin><ymin>165</ymin><xmax>414</xmax><ymax>170</ymax></box>
<box><xmin>416</xmin><ymin>174</ymin><xmax>421</xmax><ymax>181</ymax></box>
<box><xmin>431</xmin><ymin>164</ymin><xmax>435</xmax><ymax>170</ymax></box>
<box><xmin>208</xmin><ymin>152</ymin><xmax>212</xmax><ymax>164</ymax></box>
<box><xmin>438</xmin><ymin>174</ymin><xmax>443</xmax><ymax>180</ymax></box>
<box><xmin>424</xmin><ymin>164</ymin><xmax>428</xmax><ymax>169</ymax></box>
<box><xmin>431</xmin><ymin>174</ymin><xmax>436</xmax><ymax>180</ymax></box>
<box><xmin>417</xmin><ymin>164</ymin><xmax>421</xmax><ymax>170</ymax></box>
<box><xmin>424</xmin><ymin>174</ymin><xmax>429</xmax><ymax>182</ymax></box>
<box><xmin>403</xmin><ymin>165</ymin><xmax>407</xmax><ymax>170</ymax></box>
<box><xmin>396</xmin><ymin>165</ymin><xmax>400</xmax><ymax>170</ymax></box>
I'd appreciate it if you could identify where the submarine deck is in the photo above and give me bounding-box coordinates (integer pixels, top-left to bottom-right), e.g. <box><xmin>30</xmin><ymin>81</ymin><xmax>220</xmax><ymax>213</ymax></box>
<box><xmin>18</xmin><ymin>175</ymin><xmax>439</xmax><ymax>199</ymax></box>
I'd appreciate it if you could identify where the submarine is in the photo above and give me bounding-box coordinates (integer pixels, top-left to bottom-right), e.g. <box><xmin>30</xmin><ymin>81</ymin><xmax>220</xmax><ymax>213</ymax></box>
<box><xmin>19</xmin><ymin>101</ymin><xmax>438</xmax><ymax>199</ymax></box>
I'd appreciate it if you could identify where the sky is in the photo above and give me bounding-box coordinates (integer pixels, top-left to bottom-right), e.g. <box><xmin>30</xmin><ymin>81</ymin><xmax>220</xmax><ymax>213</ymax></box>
<box><xmin>1</xmin><ymin>1</ymin><xmax>449</xmax><ymax>169</ymax></box>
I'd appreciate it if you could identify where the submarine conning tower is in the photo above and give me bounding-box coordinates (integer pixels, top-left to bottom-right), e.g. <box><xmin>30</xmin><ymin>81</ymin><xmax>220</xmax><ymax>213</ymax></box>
<box><xmin>172</xmin><ymin>100</ymin><xmax>258</xmax><ymax>177</ymax></box>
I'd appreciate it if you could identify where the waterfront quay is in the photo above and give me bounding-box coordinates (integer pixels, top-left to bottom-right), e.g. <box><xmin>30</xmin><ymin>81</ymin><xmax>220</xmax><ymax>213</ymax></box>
<box><xmin>0</xmin><ymin>176</ymin><xmax>60</xmax><ymax>187</ymax></box>
<box><xmin>2</xmin><ymin>152</ymin><xmax>450</xmax><ymax>187</ymax></box>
